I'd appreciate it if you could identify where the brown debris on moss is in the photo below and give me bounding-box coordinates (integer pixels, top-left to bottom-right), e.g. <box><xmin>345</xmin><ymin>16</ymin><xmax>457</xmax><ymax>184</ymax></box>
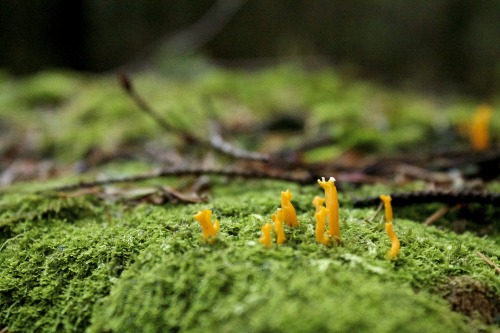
<box><xmin>439</xmin><ymin>276</ymin><xmax>499</xmax><ymax>324</ymax></box>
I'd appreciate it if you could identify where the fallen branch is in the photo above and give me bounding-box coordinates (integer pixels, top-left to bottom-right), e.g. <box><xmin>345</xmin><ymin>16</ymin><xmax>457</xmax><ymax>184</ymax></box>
<box><xmin>209</xmin><ymin>121</ymin><xmax>270</xmax><ymax>162</ymax></box>
<box><xmin>40</xmin><ymin>166</ymin><xmax>314</xmax><ymax>193</ymax></box>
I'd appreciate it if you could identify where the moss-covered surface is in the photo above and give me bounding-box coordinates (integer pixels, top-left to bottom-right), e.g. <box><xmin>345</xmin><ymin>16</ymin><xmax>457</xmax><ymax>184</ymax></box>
<box><xmin>0</xmin><ymin>63</ymin><xmax>499</xmax><ymax>332</ymax></box>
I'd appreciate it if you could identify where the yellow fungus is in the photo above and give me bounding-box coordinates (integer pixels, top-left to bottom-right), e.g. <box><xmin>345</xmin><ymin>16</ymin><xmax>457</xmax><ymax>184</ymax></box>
<box><xmin>317</xmin><ymin>177</ymin><xmax>340</xmax><ymax>243</ymax></box>
<box><xmin>469</xmin><ymin>104</ymin><xmax>492</xmax><ymax>151</ymax></box>
<box><xmin>281</xmin><ymin>189</ymin><xmax>298</xmax><ymax>227</ymax></box>
<box><xmin>312</xmin><ymin>196</ymin><xmax>325</xmax><ymax>213</ymax></box>
<box><xmin>379</xmin><ymin>195</ymin><xmax>393</xmax><ymax>223</ymax></box>
<box><xmin>193</xmin><ymin>210</ymin><xmax>220</xmax><ymax>242</ymax></box>
<box><xmin>259</xmin><ymin>223</ymin><xmax>272</xmax><ymax>248</ymax></box>
<box><xmin>315</xmin><ymin>206</ymin><xmax>330</xmax><ymax>245</ymax></box>
<box><xmin>379</xmin><ymin>195</ymin><xmax>400</xmax><ymax>260</ymax></box>
<box><xmin>272</xmin><ymin>208</ymin><xmax>286</xmax><ymax>244</ymax></box>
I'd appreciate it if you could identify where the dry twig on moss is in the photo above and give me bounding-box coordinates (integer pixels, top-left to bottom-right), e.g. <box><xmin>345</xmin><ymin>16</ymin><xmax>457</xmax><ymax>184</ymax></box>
<box><xmin>40</xmin><ymin>166</ymin><xmax>313</xmax><ymax>193</ymax></box>
<box><xmin>476</xmin><ymin>251</ymin><xmax>500</xmax><ymax>275</ymax></box>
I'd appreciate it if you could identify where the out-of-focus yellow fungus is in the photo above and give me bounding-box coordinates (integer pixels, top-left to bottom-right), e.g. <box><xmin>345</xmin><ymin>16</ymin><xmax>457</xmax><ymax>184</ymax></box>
<box><xmin>315</xmin><ymin>206</ymin><xmax>330</xmax><ymax>245</ymax></box>
<box><xmin>193</xmin><ymin>210</ymin><xmax>220</xmax><ymax>243</ymax></box>
<box><xmin>259</xmin><ymin>223</ymin><xmax>272</xmax><ymax>248</ymax></box>
<box><xmin>312</xmin><ymin>196</ymin><xmax>325</xmax><ymax>213</ymax></box>
<box><xmin>272</xmin><ymin>208</ymin><xmax>286</xmax><ymax>244</ymax></box>
<box><xmin>317</xmin><ymin>177</ymin><xmax>340</xmax><ymax>243</ymax></box>
<box><xmin>469</xmin><ymin>104</ymin><xmax>492</xmax><ymax>151</ymax></box>
<box><xmin>281</xmin><ymin>189</ymin><xmax>298</xmax><ymax>227</ymax></box>
<box><xmin>379</xmin><ymin>195</ymin><xmax>400</xmax><ymax>260</ymax></box>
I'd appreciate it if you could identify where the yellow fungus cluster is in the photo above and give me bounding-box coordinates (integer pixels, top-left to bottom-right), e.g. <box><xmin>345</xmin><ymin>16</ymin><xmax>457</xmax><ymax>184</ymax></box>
<box><xmin>192</xmin><ymin>180</ymin><xmax>401</xmax><ymax>261</ymax></box>
<box><xmin>469</xmin><ymin>104</ymin><xmax>493</xmax><ymax>151</ymax></box>
<box><xmin>379</xmin><ymin>195</ymin><xmax>400</xmax><ymax>260</ymax></box>
<box><xmin>258</xmin><ymin>189</ymin><xmax>298</xmax><ymax>248</ymax></box>
<box><xmin>193</xmin><ymin>210</ymin><xmax>220</xmax><ymax>243</ymax></box>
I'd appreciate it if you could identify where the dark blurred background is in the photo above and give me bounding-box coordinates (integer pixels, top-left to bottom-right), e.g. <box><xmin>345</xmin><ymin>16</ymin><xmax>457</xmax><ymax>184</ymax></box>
<box><xmin>1</xmin><ymin>0</ymin><xmax>499</xmax><ymax>97</ymax></box>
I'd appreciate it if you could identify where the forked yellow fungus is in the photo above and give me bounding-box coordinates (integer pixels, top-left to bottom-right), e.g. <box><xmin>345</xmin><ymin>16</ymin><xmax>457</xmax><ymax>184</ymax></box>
<box><xmin>312</xmin><ymin>196</ymin><xmax>325</xmax><ymax>213</ymax></box>
<box><xmin>469</xmin><ymin>104</ymin><xmax>493</xmax><ymax>151</ymax></box>
<box><xmin>379</xmin><ymin>195</ymin><xmax>400</xmax><ymax>260</ymax></box>
<box><xmin>193</xmin><ymin>210</ymin><xmax>220</xmax><ymax>242</ymax></box>
<box><xmin>315</xmin><ymin>206</ymin><xmax>331</xmax><ymax>245</ymax></box>
<box><xmin>259</xmin><ymin>223</ymin><xmax>272</xmax><ymax>248</ymax></box>
<box><xmin>281</xmin><ymin>189</ymin><xmax>298</xmax><ymax>227</ymax></box>
<box><xmin>272</xmin><ymin>208</ymin><xmax>286</xmax><ymax>244</ymax></box>
<box><xmin>317</xmin><ymin>177</ymin><xmax>340</xmax><ymax>243</ymax></box>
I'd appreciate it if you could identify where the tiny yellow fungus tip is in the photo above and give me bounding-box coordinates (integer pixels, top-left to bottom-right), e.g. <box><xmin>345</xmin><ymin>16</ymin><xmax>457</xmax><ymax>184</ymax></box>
<box><xmin>315</xmin><ymin>206</ymin><xmax>330</xmax><ymax>245</ymax></box>
<box><xmin>312</xmin><ymin>196</ymin><xmax>325</xmax><ymax>213</ymax></box>
<box><xmin>317</xmin><ymin>176</ymin><xmax>336</xmax><ymax>185</ymax></box>
<box><xmin>470</xmin><ymin>104</ymin><xmax>493</xmax><ymax>151</ymax></box>
<box><xmin>193</xmin><ymin>209</ymin><xmax>219</xmax><ymax>243</ymax></box>
<box><xmin>273</xmin><ymin>208</ymin><xmax>286</xmax><ymax>244</ymax></box>
<box><xmin>259</xmin><ymin>223</ymin><xmax>272</xmax><ymax>248</ymax></box>
<box><xmin>317</xmin><ymin>176</ymin><xmax>340</xmax><ymax>243</ymax></box>
<box><xmin>281</xmin><ymin>189</ymin><xmax>298</xmax><ymax>227</ymax></box>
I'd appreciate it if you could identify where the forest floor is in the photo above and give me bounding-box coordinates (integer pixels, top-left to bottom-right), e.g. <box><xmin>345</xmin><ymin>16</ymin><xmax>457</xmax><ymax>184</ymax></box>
<box><xmin>0</xmin><ymin>59</ymin><xmax>499</xmax><ymax>332</ymax></box>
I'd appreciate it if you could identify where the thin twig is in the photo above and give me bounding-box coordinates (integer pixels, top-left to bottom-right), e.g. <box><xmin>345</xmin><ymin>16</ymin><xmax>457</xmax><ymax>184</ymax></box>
<box><xmin>39</xmin><ymin>166</ymin><xmax>314</xmax><ymax>193</ymax></box>
<box><xmin>423</xmin><ymin>205</ymin><xmax>449</xmax><ymax>226</ymax></box>
<box><xmin>118</xmin><ymin>72</ymin><xmax>272</xmax><ymax>162</ymax></box>
<box><xmin>209</xmin><ymin>121</ymin><xmax>270</xmax><ymax>162</ymax></box>
<box><xmin>117</xmin><ymin>72</ymin><xmax>195</xmax><ymax>141</ymax></box>
<box><xmin>476</xmin><ymin>251</ymin><xmax>500</xmax><ymax>275</ymax></box>
<box><xmin>365</xmin><ymin>202</ymin><xmax>383</xmax><ymax>223</ymax></box>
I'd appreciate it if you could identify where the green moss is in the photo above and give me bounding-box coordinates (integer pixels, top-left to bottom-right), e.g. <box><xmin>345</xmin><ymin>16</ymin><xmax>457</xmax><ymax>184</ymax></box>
<box><xmin>0</xmin><ymin>64</ymin><xmax>499</xmax><ymax>332</ymax></box>
<box><xmin>89</xmin><ymin>244</ymin><xmax>467</xmax><ymax>333</ymax></box>
<box><xmin>0</xmin><ymin>215</ymin><xmax>152</xmax><ymax>332</ymax></box>
<box><xmin>0</xmin><ymin>193</ymin><xmax>101</xmax><ymax>232</ymax></box>
<box><xmin>0</xmin><ymin>179</ymin><xmax>498</xmax><ymax>332</ymax></box>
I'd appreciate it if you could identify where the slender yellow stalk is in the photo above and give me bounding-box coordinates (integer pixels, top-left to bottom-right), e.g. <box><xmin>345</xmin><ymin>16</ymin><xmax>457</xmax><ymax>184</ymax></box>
<box><xmin>385</xmin><ymin>222</ymin><xmax>400</xmax><ymax>260</ymax></box>
<box><xmin>379</xmin><ymin>195</ymin><xmax>400</xmax><ymax>260</ymax></box>
<box><xmin>315</xmin><ymin>206</ymin><xmax>330</xmax><ymax>245</ymax></box>
<box><xmin>272</xmin><ymin>209</ymin><xmax>286</xmax><ymax>244</ymax></box>
<box><xmin>379</xmin><ymin>195</ymin><xmax>393</xmax><ymax>223</ymax></box>
<box><xmin>259</xmin><ymin>223</ymin><xmax>272</xmax><ymax>248</ymax></box>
